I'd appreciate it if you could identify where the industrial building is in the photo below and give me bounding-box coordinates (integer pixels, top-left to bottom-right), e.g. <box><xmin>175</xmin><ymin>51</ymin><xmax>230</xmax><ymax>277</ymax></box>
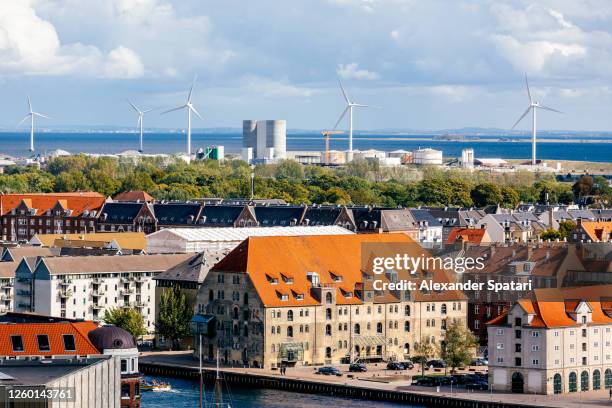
<box><xmin>242</xmin><ymin>119</ymin><xmax>287</xmax><ymax>162</ymax></box>
<box><xmin>413</xmin><ymin>148</ymin><xmax>443</xmax><ymax>165</ymax></box>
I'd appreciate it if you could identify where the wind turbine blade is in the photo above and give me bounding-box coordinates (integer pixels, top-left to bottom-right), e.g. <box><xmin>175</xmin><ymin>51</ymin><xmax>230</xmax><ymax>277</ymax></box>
<box><xmin>353</xmin><ymin>104</ymin><xmax>382</xmax><ymax>109</ymax></box>
<box><xmin>338</xmin><ymin>79</ymin><xmax>350</xmax><ymax>104</ymax></box>
<box><xmin>525</xmin><ymin>75</ymin><xmax>532</xmax><ymax>103</ymax></box>
<box><xmin>33</xmin><ymin>112</ymin><xmax>50</xmax><ymax>119</ymax></box>
<box><xmin>188</xmin><ymin>75</ymin><xmax>198</xmax><ymax>103</ymax></box>
<box><xmin>333</xmin><ymin>106</ymin><xmax>350</xmax><ymax>130</ymax></box>
<box><xmin>27</xmin><ymin>96</ymin><xmax>32</xmax><ymax>113</ymax></box>
<box><xmin>190</xmin><ymin>105</ymin><xmax>203</xmax><ymax>120</ymax></box>
<box><xmin>537</xmin><ymin>104</ymin><xmax>562</xmax><ymax>114</ymax></box>
<box><xmin>511</xmin><ymin>106</ymin><xmax>532</xmax><ymax>130</ymax></box>
<box><xmin>142</xmin><ymin>108</ymin><xmax>156</xmax><ymax>114</ymax></box>
<box><xmin>161</xmin><ymin>105</ymin><xmax>185</xmax><ymax>115</ymax></box>
<box><xmin>16</xmin><ymin>114</ymin><xmax>31</xmax><ymax>127</ymax></box>
<box><xmin>127</xmin><ymin>99</ymin><xmax>140</xmax><ymax>113</ymax></box>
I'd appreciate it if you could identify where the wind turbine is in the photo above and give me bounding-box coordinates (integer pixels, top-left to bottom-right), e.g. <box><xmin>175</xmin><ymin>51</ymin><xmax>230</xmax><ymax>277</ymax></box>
<box><xmin>511</xmin><ymin>76</ymin><xmax>561</xmax><ymax>166</ymax></box>
<box><xmin>17</xmin><ymin>96</ymin><xmax>50</xmax><ymax>152</ymax></box>
<box><xmin>127</xmin><ymin>99</ymin><xmax>155</xmax><ymax>153</ymax></box>
<box><xmin>161</xmin><ymin>76</ymin><xmax>203</xmax><ymax>162</ymax></box>
<box><xmin>333</xmin><ymin>79</ymin><xmax>379</xmax><ymax>162</ymax></box>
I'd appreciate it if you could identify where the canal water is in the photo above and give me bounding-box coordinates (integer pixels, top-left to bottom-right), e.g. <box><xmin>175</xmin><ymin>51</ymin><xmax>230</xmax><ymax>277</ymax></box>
<box><xmin>140</xmin><ymin>376</ymin><xmax>422</xmax><ymax>408</ymax></box>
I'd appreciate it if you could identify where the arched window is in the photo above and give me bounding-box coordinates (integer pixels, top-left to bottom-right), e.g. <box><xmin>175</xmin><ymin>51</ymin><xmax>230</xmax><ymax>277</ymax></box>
<box><xmin>287</xmin><ymin>310</ymin><xmax>294</xmax><ymax>321</ymax></box>
<box><xmin>404</xmin><ymin>305</ymin><xmax>411</xmax><ymax>316</ymax></box>
<box><xmin>404</xmin><ymin>343</ymin><xmax>410</xmax><ymax>355</ymax></box>
<box><xmin>272</xmin><ymin>326</ymin><xmax>276</xmax><ymax>334</ymax></box>
<box><xmin>553</xmin><ymin>373</ymin><xmax>562</xmax><ymax>394</ymax></box>
<box><xmin>338</xmin><ymin>341</ymin><xmax>342</xmax><ymax>349</ymax></box>
<box><xmin>325</xmin><ymin>347</ymin><xmax>332</xmax><ymax>358</ymax></box>
<box><xmin>593</xmin><ymin>370</ymin><xmax>601</xmax><ymax>390</ymax></box>
<box><xmin>343</xmin><ymin>323</ymin><xmax>347</xmax><ymax>330</ymax></box>
<box><xmin>569</xmin><ymin>372</ymin><xmax>577</xmax><ymax>392</ymax></box>
<box><xmin>287</xmin><ymin>326</ymin><xmax>293</xmax><ymax>337</ymax></box>
<box><xmin>232</xmin><ymin>324</ymin><xmax>239</xmax><ymax>336</ymax></box>
<box><xmin>209</xmin><ymin>290</ymin><xmax>214</xmax><ymax>302</ymax></box>
<box><xmin>325</xmin><ymin>292</ymin><xmax>333</xmax><ymax>304</ymax></box>
<box><xmin>441</xmin><ymin>304</ymin><xmax>447</xmax><ymax>314</ymax></box>
<box><xmin>244</xmin><ymin>293</ymin><xmax>249</xmax><ymax>305</ymax></box>
<box><xmin>233</xmin><ymin>307</ymin><xmax>239</xmax><ymax>319</ymax></box>
<box><xmin>243</xmin><ymin>324</ymin><xmax>249</xmax><ymax>337</ymax></box>
<box><xmin>376</xmin><ymin>322</ymin><xmax>383</xmax><ymax>334</ymax></box>
<box><xmin>326</xmin><ymin>308</ymin><xmax>332</xmax><ymax>320</ymax></box>
<box><xmin>581</xmin><ymin>370</ymin><xmax>589</xmax><ymax>392</ymax></box>
<box><xmin>325</xmin><ymin>324</ymin><xmax>332</xmax><ymax>336</ymax></box>
<box><xmin>605</xmin><ymin>369</ymin><xmax>612</xmax><ymax>389</ymax></box>
<box><xmin>354</xmin><ymin>323</ymin><xmax>361</xmax><ymax>335</ymax></box>
<box><xmin>404</xmin><ymin>321</ymin><xmax>410</xmax><ymax>332</ymax></box>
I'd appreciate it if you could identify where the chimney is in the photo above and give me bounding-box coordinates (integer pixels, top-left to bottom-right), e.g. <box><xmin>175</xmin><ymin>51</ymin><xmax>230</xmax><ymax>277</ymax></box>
<box><xmin>548</xmin><ymin>208</ymin><xmax>554</xmax><ymax>227</ymax></box>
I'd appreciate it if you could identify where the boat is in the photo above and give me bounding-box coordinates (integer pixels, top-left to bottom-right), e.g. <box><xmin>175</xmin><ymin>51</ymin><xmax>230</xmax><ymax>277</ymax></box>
<box><xmin>140</xmin><ymin>378</ymin><xmax>172</xmax><ymax>392</ymax></box>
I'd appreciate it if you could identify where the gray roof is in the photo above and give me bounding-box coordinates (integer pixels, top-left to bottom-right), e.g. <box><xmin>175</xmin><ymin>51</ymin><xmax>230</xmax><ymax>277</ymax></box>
<box><xmin>154</xmin><ymin>250</ymin><xmax>230</xmax><ymax>283</ymax></box>
<box><xmin>0</xmin><ymin>358</ymin><xmax>110</xmax><ymax>386</ymax></box>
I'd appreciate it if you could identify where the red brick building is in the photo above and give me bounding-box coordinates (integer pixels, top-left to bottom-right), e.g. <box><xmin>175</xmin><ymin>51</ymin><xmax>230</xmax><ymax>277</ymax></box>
<box><xmin>0</xmin><ymin>193</ymin><xmax>105</xmax><ymax>242</ymax></box>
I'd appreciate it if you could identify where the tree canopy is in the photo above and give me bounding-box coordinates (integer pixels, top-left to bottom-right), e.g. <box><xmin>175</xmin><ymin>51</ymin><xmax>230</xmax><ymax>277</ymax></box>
<box><xmin>103</xmin><ymin>307</ymin><xmax>147</xmax><ymax>339</ymax></box>
<box><xmin>155</xmin><ymin>286</ymin><xmax>194</xmax><ymax>350</ymax></box>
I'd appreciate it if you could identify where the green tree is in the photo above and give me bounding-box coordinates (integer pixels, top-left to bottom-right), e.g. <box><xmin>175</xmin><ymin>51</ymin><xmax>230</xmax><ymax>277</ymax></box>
<box><xmin>471</xmin><ymin>183</ymin><xmax>503</xmax><ymax>207</ymax></box>
<box><xmin>541</xmin><ymin>228</ymin><xmax>562</xmax><ymax>241</ymax></box>
<box><xmin>155</xmin><ymin>286</ymin><xmax>194</xmax><ymax>350</ymax></box>
<box><xmin>275</xmin><ymin>160</ymin><xmax>304</xmax><ymax>180</ymax></box>
<box><xmin>103</xmin><ymin>307</ymin><xmax>147</xmax><ymax>339</ymax></box>
<box><xmin>501</xmin><ymin>186</ymin><xmax>520</xmax><ymax>208</ymax></box>
<box><xmin>440</xmin><ymin>320</ymin><xmax>479</xmax><ymax>374</ymax></box>
<box><xmin>558</xmin><ymin>221</ymin><xmax>576</xmax><ymax>239</ymax></box>
<box><xmin>412</xmin><ymin>337</ymin><xmax>437</xmax><ymax>378</ymax></box>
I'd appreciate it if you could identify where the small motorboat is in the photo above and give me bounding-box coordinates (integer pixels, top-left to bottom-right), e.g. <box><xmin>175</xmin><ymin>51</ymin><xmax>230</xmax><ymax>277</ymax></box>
<box><xmin>140</xmin><ymin>378</ymin><xmax>172</xmax><ymax>392</ymax></box>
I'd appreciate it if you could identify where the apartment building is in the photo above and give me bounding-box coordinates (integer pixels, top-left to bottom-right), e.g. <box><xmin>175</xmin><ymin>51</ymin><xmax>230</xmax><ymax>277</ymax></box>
<box><xmin>569</xmin><ymin>219</ymin><xmax>612</xmax><ymax>243</ymax></box>
<box><xmin>487</xmin><ymin>285</ymin><xmax>612</xmax><ymax>394</ymax></box>
<box><xmin>13</xmin><ymin>254</ymin><xmax>191</xmax><ymax>335</ymax></box>
<box><xmin>0</xmin><ymin>318</ymin><xmax>141</xmax><ymax>407</ymax></box>
<box><xmin>0</xmin><ymin>193</ymin><xmax>105</xmax><ymax>241</ymax></box>
<box><xmin>190</xmin><ymin>233</ymin><xmax>467</xmax><ymax>368</ymax></box>
<box><xmin>476</xmin><ymin>213</ymin><xmax>547</xmax><ymax>243</ymax></box>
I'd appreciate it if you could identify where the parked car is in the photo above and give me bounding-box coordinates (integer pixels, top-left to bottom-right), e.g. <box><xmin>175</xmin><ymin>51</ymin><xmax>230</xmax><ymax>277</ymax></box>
<box><xmin>465</xmin><ymin>380</ymin><xmax>489</xmax><ymax>390</ymax></box>
<box><xmin>426</xmin><ymin>359</ymin><xmax>446</xmax><ymax>369</ymax></box>
<box><xmin>386</xmin><ymin>362</ymin><xmax>404</xmax><ymax>370</ymax></box>
<box><xmin>349</xmin><ymin>363</ymin><xmax>367</xmax><ymax>372</ymax></box>
<box><xmin>471</xmin><ymin>358</ymin><xmax>488</xmax><ymax>366</ymax></box>
<box><xmin>316</xmin><ymin>366</ymin><xmax>342</xmax><ymax>376</ymax></box>
<box><xmin>398</xmin><ymin>360</ymin><xmax>414</xmax><ymax>369</ymax></box>
<box><xmin>412</xmin><ymin>376</ymin><xmax>435</xmax><ymax>386</ymax></box>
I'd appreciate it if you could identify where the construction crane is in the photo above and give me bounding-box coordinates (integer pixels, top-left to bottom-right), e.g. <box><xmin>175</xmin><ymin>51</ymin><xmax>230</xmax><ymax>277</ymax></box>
<box><xmin>321</xmin><ymin>130</ymin><xmax>343</xmax><ymax>164</ymax></box>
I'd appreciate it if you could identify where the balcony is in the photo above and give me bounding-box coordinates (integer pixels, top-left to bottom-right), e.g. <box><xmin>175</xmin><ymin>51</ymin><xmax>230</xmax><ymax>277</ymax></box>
<box><xmin>133</xmin><ymin>301</ymin><xmax>146</xmax><ymax>308</ymax></box>
<box><xmin>92</xmin><ymin>278</ymin><xmax>103</xmax><ymax>284</ymax></box>
<box><xmin>1</xmin><ymin>282</ymin><xmax>13</xmax><ymax>289</ymax></box>
<box><xmin>58</xmin><ymin>289</ymin><xmax>73</xmax><ymax>298</ymax></box>
<box><xmin>58</xmin><ymin>279</ymin><xmax>72</xmax><ymax>286</ymax></box>
<box><xmin>120</xmin><ymin>277</ymin><xmax>131</xmax><ymax>283</ymax></box>
<box><xmin>120</xmin><ymin>288</ymin><xmax>134</xmax><ymax>296</ymax></box>
<box><xmin>90</xmin><ymin>304</ymin><xmax>104</xmax><ymax>310</ymax></box>
<box><xmin>91</xmin><ymin>290</ymin><xmax>105</xmax><ymax>297</ymax></box>
<box><xmin>132</xmin><ymin>276</ymin><xmax>146</xmax><ymax>283</ymax></box>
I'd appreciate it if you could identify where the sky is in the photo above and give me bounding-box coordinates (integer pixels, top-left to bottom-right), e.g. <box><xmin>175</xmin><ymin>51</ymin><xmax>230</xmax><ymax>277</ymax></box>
<box><xmin>1</xmin><ymin>0</ymin><xmax>612</xmax><ymax>132</ymax></box>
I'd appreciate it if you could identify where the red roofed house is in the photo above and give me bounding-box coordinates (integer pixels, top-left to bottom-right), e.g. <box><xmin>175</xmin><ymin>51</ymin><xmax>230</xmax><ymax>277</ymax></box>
<box><xmin>113</xmin><ymin>191</ymin><xmax>155</xmax><ymax>203</ymax></box>
<box><xmin>487</xmin><ymin>285</ymin><xmax>612</xmax><ymax>394</ymax></box>
<box><xmin>192</xmin><ymin>233</ymin><xmax>467</xmax><ymax>369</ymax></box>
<box><xmin>0</xmin><ymin>318</ymin><xmax>141</xmax><ymax>408</ymax></box>
<box><xmin>0</xmin><ymin>193</ymin><xmax>105</xmax><ymax>242</ymax></box>
<box><xmin>446</xmin><ymin>226</ymin><xmax>491</xmax><ymax>245</ymax></box>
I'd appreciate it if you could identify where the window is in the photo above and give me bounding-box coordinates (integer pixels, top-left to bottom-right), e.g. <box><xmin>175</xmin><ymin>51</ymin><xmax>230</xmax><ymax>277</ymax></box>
<box><xmin>515</xmin><ymin>357</ymin><xmax>521</xmax><ymax>366</ymax></box>
<box><xmin>10</xmin><ymin>335</ymin><xmax>24</xmax><ymax>352</ymax></box>
<box><xmin>532</xmin><ymin>345</ymin><xmax>539</xmax><ymax>351</ymax></box>
<box><xmin>287</xmin><ymin>326</ymin><xmax>293</xmax><ymax>338</ymax></box>
<box><xmin>531</xmin><ymin>331</ymin><xmax>540</xmax><ymax>337</ymax></box>
<box><xmin>287</xmin><ymin>310</ymin><xmax>293</xmax><ymax>321</ymax></box>
<box><xmin>354</xmin><ymin>324</ymin><xmax>361</xmax><ymax>335</ymax></box>
<box><xmin>404</xmin><ymin>305</ymin><xmax>411</xmax><ymax>316</ymax></box>
<box><xmin>63</xmin><ymin>334</ymin><xmax>76</xmax><ymax>351</ymax></box>
<box><xmin>404</xmin><ymin>321</ymin><xmax>410</xmax><ymax>332</ymax></box>
<box><xmin>496</xmin><ymin>343</ymin><xmax>504</xmax><ymax>350</ymax></box>
<box><xmin>121</xmin><ymin>383</ymin><xmax>130</xmax><ymax>399</ymax></box>
<box><xmin>532</xmin><ymin>359</ymin><xmax>539</xmax><ymax>365</ymax></box>
<box><xmin>37</xmin><ymin>335</ymin><xmax>50</xmax><ymax>352</ymax></box>
<box><xmin>377</xmin><ymin>322</ymin><xmax>383</xmax><ymax>334</ymax></box>
<box><xmin>515</xmin><ymin>343</ymin><xmax>521</xmax><ymax>352</ymax></box>
<box><xmin>325</xmin><ymin>292</ymin><xmax>333</xmax><ymax>304</ymax></box>
<box><xmin>496</xmin><ymin>329</ymin><xmax>504</xmax><ymax>336</ymax></box>
<box><xmin>325</xmin><ymin>324</ymin><xmax>332</xmax><ymax>336</ymax></box>
<box><xmin>121</xmin><ymin>359</ymin><xmax>128</xmax><ymax>372</ymax></box>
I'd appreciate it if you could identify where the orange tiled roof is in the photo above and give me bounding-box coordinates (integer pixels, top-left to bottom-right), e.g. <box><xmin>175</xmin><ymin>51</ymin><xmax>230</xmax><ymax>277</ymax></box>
<box><xmin>488</xmin><ymin>285</ymin><xmax>612</xmax><ymax>328</ymax></box>
<box><xmin>0</xmin><ymin>193</ymin><xmax>105</xmax><ymax>217</ymax></box>
<box><xmin>446</xmin><ymin>227</ymin><xmax>486</xmax><ymax>244</ymax></box>
<box><xmin>580</xmin><ymin>221</ymin><xmax>612</xmax><ymax>242</ymax></box>
<box><xmin>213</xmin><ymin>233</ymin><xmax>466</xmax><ymax>307</ymax></box>
<box><xmin>0</xmin><ymin>321</ymin><xmax>100</xmax><ymax>356</ymax></box>
<box><xmin>113</xmin><ymin>191</ymin><xmax>154</xmax><ymax>202</ymax></box>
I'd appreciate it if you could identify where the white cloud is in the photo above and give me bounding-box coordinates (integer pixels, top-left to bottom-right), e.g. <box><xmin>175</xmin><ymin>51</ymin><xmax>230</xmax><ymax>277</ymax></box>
<box><xmin>337</xmin><ymin>63</ymin><xmax>380</xmax><ymax>80</ymax></box>
<box><xmin>0</xmin><ymin>1</ymin><xmax>144</xmax><ymax>79</ymax></box>
<box><xmin>429</xmin><ymin>85</ymin><xmax>479</xmax><ymax>103</ymax></box>
<box><xmin>242</xmin><ymin>77</ymin><xmax>320</xmax><ymax>98</ymax></box>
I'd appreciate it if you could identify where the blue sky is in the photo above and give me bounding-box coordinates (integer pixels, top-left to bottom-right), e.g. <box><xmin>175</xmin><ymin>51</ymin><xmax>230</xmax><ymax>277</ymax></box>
<box><xmin>1</xmin><ymin>0</ymin><xmax>612</xmax><ymax>131</ymax></box>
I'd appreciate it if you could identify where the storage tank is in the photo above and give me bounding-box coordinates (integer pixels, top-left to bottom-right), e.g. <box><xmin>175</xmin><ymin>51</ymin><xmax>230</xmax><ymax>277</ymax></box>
<box><xmin>413</xmin><ymin>148</ymin><xmax>443</xmax><ymax>165</ymax></box>
<box><xmin>242</xmin><ymin>120</ymin><xmax>258</xmax><ymax>157</ymax></box>
<box><xmin>266</xmin><ymin>120</ymin><xmax>286</xmax><ymax>159</ymax></box>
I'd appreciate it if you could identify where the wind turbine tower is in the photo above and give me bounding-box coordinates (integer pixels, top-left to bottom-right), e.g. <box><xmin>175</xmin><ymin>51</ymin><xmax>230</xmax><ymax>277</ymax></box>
<box><xmin>18</xmin><ymin>96</ymin><xmax>50</xmax><ymax>152</ymax></box>
<box><xmin>161</xmin><ymin>76</ymin><xmax>203</xmax><ymax>162</ymax></box>
<box><xmin>128</xmin><ymin>100</ymin><xmax>155</xmax><ymax>152</ymax></box>
<box><xmin>333</xmin><ymin>79</ymin><xmax>379</xmax><ymax>162</ymax></box>
<box><xmin>511</xmin><ymin>76</ymin><xmax>561</xmax><ymax>166</ymax></box>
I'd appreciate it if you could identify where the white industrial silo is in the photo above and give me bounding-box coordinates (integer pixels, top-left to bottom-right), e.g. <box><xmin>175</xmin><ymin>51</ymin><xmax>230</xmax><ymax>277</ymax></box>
<box><xmin>243</xmin><ymin>120</ymin><xmax>258</xmax><ymax>158</ymax></box>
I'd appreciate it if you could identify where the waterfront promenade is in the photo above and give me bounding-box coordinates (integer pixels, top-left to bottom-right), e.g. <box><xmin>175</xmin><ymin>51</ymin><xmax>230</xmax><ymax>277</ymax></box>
<box><xmin>140</xmin><ymin>351</ymin><xmax>612</xmax><ymax>407</ymax></box>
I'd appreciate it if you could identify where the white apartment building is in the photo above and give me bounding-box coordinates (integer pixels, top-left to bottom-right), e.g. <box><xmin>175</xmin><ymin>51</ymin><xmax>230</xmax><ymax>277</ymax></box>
<box><xmin>487</xmin><ymin>286</ymin><xmax>612</xmax><ymax>394</ymax></box>
<box><xmin>14</xmin><ymin>254</ymin><xmax>191</xmax><ymax>336</ymax></box>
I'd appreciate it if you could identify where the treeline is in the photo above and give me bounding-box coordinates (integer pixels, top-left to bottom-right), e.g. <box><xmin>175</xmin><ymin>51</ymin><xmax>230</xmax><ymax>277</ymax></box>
<box><xmin>0</xmin><ymin>155</ymin><xmax>609</xmax><ymax>207</ymax></box>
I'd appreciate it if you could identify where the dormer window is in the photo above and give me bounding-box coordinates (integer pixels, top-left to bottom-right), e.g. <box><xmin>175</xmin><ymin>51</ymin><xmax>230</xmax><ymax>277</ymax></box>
<box><xmin>295</xmin><ymin>293</ymin><xmax>304</xmax><ymax>300</ymax></box>
<box><xmin>281</xmin><ymin>274</ymin><xmax>293</xmax><ymax>284</ymax></box>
